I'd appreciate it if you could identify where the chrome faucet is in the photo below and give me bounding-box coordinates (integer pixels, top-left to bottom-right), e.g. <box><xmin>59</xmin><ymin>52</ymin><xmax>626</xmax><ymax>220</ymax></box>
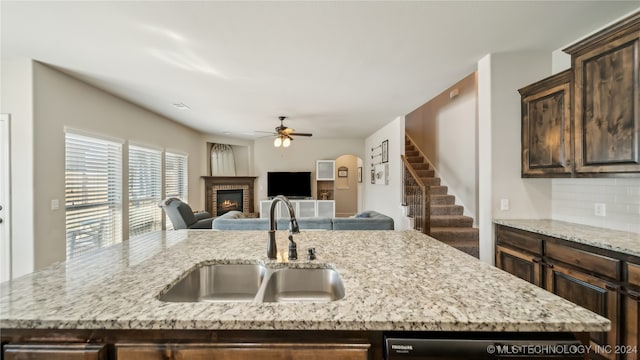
<box><xmin>267</xmin><ymin>195</ymin><xmax>300</xmax><ymax>260</ymax></box>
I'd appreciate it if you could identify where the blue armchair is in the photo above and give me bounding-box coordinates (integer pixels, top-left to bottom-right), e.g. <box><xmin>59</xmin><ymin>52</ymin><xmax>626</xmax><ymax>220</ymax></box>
<box><xmin>159</xmin><ymin>198</ymin><xmax>214</xmax><ymax>230</ymax></box>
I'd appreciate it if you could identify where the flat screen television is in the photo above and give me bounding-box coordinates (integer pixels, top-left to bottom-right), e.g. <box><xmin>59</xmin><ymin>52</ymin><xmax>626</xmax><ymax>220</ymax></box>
<box><xmin>267</xmin><ymin>172</ymin><xmax>312</xmax><ymax>199</ymax></box>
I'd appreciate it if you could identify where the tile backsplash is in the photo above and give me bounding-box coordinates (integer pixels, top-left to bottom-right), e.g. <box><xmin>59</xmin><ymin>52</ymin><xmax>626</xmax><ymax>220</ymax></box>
<box><xmin>551</xmin><ymin>178</ymin><xmax>640</xmax><ymax>233</ymax></box>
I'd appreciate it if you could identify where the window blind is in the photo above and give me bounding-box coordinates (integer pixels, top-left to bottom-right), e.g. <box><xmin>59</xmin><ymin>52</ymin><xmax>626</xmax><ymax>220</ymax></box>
<box><xmin>65</xmin><ymin>132</ymin><xmax>122</xmax><ymax>259</ymax></box>
<box><xmin>128</xmin><ymin>145</ymin><xmax>162</xmax><ymax>237</ymax></box>
<box><xmin>164</xmin><ymin>152</ymin><xmax>188</xmax><ymax>230</ymax></box>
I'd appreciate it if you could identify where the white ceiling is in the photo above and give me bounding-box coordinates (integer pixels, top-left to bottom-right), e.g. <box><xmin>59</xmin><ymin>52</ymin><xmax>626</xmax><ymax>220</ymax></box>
<box><xmin>2</xmin><ymin>1</ymin><xmax>638</xmax><ymax>139</ymax></box>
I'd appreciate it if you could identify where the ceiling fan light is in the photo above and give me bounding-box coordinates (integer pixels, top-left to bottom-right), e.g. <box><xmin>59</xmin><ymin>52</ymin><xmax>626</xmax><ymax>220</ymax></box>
<box><xmin>283</xmin><ymin>137</ymin><xmax>291</xmax><ymax>147</ymax></box>
<box><xmin>274</xmin><ymin>137</ymin><xmax>282</xmax><ymax>147</ymax></box>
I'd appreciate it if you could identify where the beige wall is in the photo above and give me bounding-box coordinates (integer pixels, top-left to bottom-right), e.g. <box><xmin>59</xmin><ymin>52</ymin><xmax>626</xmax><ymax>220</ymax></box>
<box><xmin>363</xmin><ymin>116</ymin><xmax>405</xmax><ymax>226</ymax></box>
<box><xmin>1</xmin><ymin>57</ymin><xmax>35</xmax><ymax>278</ymax></box>
<box><xmin>405</xmin><ymin>72</ymin><xmax>478</xmax><ymax>221</ymax></box>
<box><xmin>31</xmin><ymin>62</ymin><xmax>205</xmax><ymax>269</ymax></box>
<box><xmin>477</xmin><ymin>51</ymin><xmax>553</xmax><ymax>264</ymax></box>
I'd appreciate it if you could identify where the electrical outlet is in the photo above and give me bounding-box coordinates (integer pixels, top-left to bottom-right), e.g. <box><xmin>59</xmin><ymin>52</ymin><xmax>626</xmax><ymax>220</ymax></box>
<box><xmin>500</xmin><ymin>199</ymin><xmax>510</xmax><ymax>211</ymax></box>
<box><xmin>50</xmin><ymin>199</ymin><xmax>60</xmax><ymax>210</ymax></box>
<box><xmin>594</xmin><ymin>203</ymin><xmax>606</xmax><ymax>217</ymax></box>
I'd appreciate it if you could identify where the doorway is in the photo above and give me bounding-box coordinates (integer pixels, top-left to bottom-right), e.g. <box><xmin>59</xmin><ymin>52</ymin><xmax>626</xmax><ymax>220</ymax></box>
<box><xmin>1</xmin><ymin>114</ymin><xmax>11</xmax><ymax>281</ymax></box>
<box><xmin>334</xmin><ymin>154</ymin><xmax>361</xmax><ymax>217</ymax></box>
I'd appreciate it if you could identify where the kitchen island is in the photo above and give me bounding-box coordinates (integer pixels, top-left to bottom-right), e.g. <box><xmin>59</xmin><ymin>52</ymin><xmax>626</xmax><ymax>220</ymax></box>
<box><xmin>1</xmin><ymin>230</ymin><xmax>610</xmax><ymax>359</ymax></box>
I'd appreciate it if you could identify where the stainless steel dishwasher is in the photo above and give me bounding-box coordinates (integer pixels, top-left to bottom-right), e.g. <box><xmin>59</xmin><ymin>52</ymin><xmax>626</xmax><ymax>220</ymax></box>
<box><xmin>384</xmin><ymin>332</ymin><xmax>586</xmax><ymax>359</ymax></box>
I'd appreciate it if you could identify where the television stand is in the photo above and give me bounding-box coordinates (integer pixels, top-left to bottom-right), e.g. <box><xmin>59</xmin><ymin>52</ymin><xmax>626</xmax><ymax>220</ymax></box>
<box><xmin>259</xmin><ymin>199</ymin><xmax>335</xmax><ymax>218</ymax></box>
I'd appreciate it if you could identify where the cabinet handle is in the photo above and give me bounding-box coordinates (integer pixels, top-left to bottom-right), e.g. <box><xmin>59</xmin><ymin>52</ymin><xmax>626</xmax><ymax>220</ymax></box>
<box><xmin>628</xmin><ymin>291</ymin><xmax>640</xmax><ymax>301</ymax></box>
<box><xmin>532</xmin><ymin>258</ymin><xmax>541</xmax><ymax>264</ymax></box>
<box><xmin>543</xmin><ymin>263</ymin><xmax>554</xmax><ymax>269</ymax></box>
<box><xmin>605</xmin><ymin>284</ymin><xmax>618</xmax><ymax>292</ymax></box>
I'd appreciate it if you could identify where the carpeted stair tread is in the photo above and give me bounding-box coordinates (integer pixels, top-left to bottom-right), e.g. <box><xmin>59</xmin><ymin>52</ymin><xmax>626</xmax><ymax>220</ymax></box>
<box><xmin>411</xmin><ymin>163</ymin><xmax>430</xmax><ymax>170</ymax></box>
<box><xmin>414</xmin><ymin>169</ymin><xmax>435</xmax><ymax>177</ymax></box>
<box><xmin>430</xmin><ymin>215</ymin><xmax>474</xmax><ymax>227</ymax></box>
<box><xmin>430</xmin><ymin>204</ymin><xmax>464</xmax><ymax>215</ymax></box>
<box><xmin>430</xmin><ymin>194</ymin><xmax>455</xmax><ymax>205</ymax></box>
<box><xmin>406</xmin><ymin>156</ymin><xmax>424</xmax><ymax>163</ymax></box>
<box><xmin>429</xmin><ymin>186</ymin><xmax>448</xmax><ymax>195</ymax></box>
<box><xmin>430</xmin><ymin>227</ymin><xmax>479</xmax><ymax>241</ymax></box>
<box><xmin>420</xmin><ymin>177</ymin><xmax>441</xmax><ymax>186</ymax></box>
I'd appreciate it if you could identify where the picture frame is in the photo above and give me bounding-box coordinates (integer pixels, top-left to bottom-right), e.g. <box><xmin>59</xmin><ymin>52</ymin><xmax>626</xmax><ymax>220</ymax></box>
<box><xmin>381</xmin><ymin>140</ymin><xmax>389</xmax><ymax>163</ymax></box>
<box><xmin>370</xmin><ymin>168</ymin><xmax>375</xmax><ymax>184</ymax></box>
<box><xmin>357</xmin><ymin>167</ymin><xmax>362</xmax><ymax>183</ymax></box>
<box><xmin>338</xmin><ymin>166</ymin><xmax>348</xmax><ymax>178</ymax></box>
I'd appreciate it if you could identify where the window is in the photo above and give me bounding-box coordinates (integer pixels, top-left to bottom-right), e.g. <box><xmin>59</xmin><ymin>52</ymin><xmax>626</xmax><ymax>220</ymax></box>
<box><xmin>164</xmin><ymin>152</ymin><xmax>188</xmax><ymax>230</ymax></box>
<box><xmin>128</xmin><ymin>145</ymin><xmax>162</xmax><ymax>237</ymax></box>
<box><xmin>65</xmin><ymin>132</ymin><xmax>122</xmax><ymax>259</ymax></box>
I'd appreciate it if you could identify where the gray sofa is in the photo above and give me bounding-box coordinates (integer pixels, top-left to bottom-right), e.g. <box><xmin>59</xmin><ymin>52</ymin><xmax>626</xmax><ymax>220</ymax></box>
<box><xmin>212</xmin><ymin>210</ymin><xmax>393</xmax><ymax>231</ymax></box>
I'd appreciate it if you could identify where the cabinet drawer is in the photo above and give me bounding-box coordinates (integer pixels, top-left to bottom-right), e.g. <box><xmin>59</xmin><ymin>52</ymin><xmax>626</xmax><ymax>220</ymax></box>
<box><xmin>4</xmin><ymin>343</ymin><xmax>106</xmax><ymax>360</ymax></box>
<box><xmin>627</xmin><ymin>262</ymin><xmax>640</xmax><ymax>288</ymax></box>
<box><xmin>496</xmin><ymin>226</ymin><xmax>543</xmax><ymax>255</ymax></box>
<box><xmin>545</xmin><ymin>242</ymin><xmax>620</xmax><ymax>280</ymax></box>
<box><xmin>115</xmin><ymin>343</ymin><xmax>370</xmax><ymax>360</ymax></box>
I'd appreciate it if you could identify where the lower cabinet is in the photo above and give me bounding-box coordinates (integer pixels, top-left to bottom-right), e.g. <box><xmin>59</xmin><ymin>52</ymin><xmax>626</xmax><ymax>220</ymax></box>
<box><xmin>496</xmin><ymin>245</ymin><xmax>542</xmax><ymax>286</ymax></box>
<box><xmin>3</xmin><ymin>343</ymin><xmax>106</xmax><ymax>360</ymax></box>
<box><xmin>115</xmin><ymin>342</ymin><xmax>371</xmax><ymax>360</ymax></box>
<box><xmin>495</xmin><ymin>224</ymin><xmax>640</xmax><ymax>360</ymax></box>
<box><xmin>624</xmin><ymin>262</ymin><xmax>640</xmax><ymax>360</ymax></box>
<box><xmin>260</xmin><ymin>200</ymin><xmax>335</xmax><ymax>219</ymax></box>
<box><xmin>544</xmin><ymin>263</ymin><xmax>619</xmax><ymax>360</ymax></box>
<box><xmin>2</xmin><ymin>331</ymin><xmax>380</xmax><ymax>360</ymax></box>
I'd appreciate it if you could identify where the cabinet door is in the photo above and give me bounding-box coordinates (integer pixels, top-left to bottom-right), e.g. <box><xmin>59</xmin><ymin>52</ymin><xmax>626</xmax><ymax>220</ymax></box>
<box><xmin>545</xmin><ymin>263</ymin><xmax>619</xmax><ymax>360</ymax></box>
<box><xmin>624</xmin><ymin>262</ymin><xmax>640</xmax><ymax>360</ymax></box>
<box><xmin>519</xmin><ymin>70</ymin><xmax>572</xmax><ymax>177</ymax></box>
<box><xmin>496</xmin><ymin>245</ymin><xmax>542</xmax><ymax>286</ymax></box>
<box><xmin>317</xmin><ymin>200</ymin><xmax>335</xmax><ymax>218</ymax></box>
<box><xmin>260</xmin><ymin>201</ymin><xmax>272</xmax><ymax>218</ymax></box>
<box><xmin>571</xmin><ymin>17</ymin><xmax>640</xmax><ymax>174</ymax></box>
<box><xmin>316</xmin><ymin>160</ymin><xmax>336</xmax><ymax>181</ymax></box>
<box><xmin>115</xmin><ymin>343</ymin><xmax>370</xmax><ymax>360</ymax></box>
<box><xmin>4</xmin><ymin>343</ymin><xmax>105</xmax><ymax>360</ymax></box>
<box><xmin>297</xmin><ymin>200</ymin><xmax>317</xmax><ymax>218</ymax></box>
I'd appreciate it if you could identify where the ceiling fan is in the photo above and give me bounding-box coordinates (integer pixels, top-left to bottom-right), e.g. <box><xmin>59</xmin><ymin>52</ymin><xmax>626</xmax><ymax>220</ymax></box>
<box><xmin>268</xmin><ymin>116</ymin><xmax>313</xmax><ymax>148</ymax></box>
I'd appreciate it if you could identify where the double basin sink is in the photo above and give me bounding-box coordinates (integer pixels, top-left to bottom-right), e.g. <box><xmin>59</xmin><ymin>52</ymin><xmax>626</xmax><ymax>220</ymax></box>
<box><xmin>159</xmin><ymin>263</ymin><xmax>345</xmax><ymax>303</ymax></box>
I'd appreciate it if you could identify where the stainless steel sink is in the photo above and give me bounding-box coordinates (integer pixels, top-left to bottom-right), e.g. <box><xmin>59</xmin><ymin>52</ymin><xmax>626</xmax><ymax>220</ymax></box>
<box><xmin>159</xmin><ymin>264</ymin><xmax>344</xmax><ymax>303</ymax></box>
<box><xmin>159</xmin><ymin>264</ymin><xmax>266</xmax><ymax>302</ymax></box>
<box><xmin>261</xmin><ymin>268</ymin><xmax>345</xmax><ymax>303</ymax></box>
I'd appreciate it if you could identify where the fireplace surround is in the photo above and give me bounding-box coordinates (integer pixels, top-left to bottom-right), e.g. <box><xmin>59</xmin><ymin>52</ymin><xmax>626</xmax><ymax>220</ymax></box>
<box><xmin>203</xmin><ymin>176</ymin><xmax>256</xmax><ymax>217</ymax></box>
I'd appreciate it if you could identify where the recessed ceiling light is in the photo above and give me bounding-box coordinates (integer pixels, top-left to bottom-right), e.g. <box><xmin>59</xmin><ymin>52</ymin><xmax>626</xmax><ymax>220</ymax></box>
<box><xmin>223</xmin><ymin>132</ymin><xmax>231</xmax><ymax>135</ymax></box>
<box><xmin>172</xmin><ymin>102</ymin><xmax>190</xmax><ymax>110</ymax></box>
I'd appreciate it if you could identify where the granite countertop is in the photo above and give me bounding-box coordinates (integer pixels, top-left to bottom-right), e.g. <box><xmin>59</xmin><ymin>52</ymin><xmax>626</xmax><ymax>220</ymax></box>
<box><xmin>493</xmin><ymin>219</ymin><xmax>640</xmax><ymax>258</ymax></box>
<box><xmin>0</xmin><ymin>230</ymin><xmax>610</xmax><ymax>332</ymax></box>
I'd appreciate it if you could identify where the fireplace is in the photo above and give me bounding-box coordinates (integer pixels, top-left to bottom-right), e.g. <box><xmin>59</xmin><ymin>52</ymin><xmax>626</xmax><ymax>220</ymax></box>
<box><xmin>216</xmin><ymin>189</ymin><xmax>243</xmax><ymax>215</ymax></box>
<box><xmin>203</xmin><ymin>176</ymin><xmax>256</xmax><ymax>217</ymax></box>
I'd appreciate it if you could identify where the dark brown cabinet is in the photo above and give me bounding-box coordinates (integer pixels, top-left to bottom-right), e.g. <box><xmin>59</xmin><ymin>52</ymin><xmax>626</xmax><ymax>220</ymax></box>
<box><xmin>519</xmin><ymin>12</ymin><xmax>640</xmax><ymax>177</ymax></box>
<box><xmin>518</xmin><ymin>69</ymin><xmax>572</xmax><ymax>177</ymax></box>
<box><xmin>2</xmin><ymin>330</ymin><xmax>381</xmax><ymax>360</ymax></box>
<box><xmin>565</xmin><ymin>12</ymin><xmax>640</xmax><ymax>175</ymax></box>
<box><xmin>495</xmin><ymin>224</ymin><xmax>640</xmax><ymax>360</ymax></box>
<box><xmin>544</xmin><ymin>242</ymin><xmax>621</xmax><ymax>360</ymax></box>
<box><xmin>624</xmin><ymin>262</ymin><xmax>640</xmax><ymax>360</ymax></box>
<box><xmin>3</xmin><ymin>343</ymin><xmax>106</xmax><ymax>360</ymax></box>
<box><xmin>495</xmin><ymin>226</ymin><xmax>543</xmax><ymax>285</ymax></box>
<box><xmin>115</xmin><ymin>342</ymin><xmax>371</xmax><ymax>360</ymax></box>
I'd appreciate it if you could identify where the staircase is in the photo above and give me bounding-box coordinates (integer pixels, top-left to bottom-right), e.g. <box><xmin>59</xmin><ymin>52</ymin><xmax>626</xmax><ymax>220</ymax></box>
<box><xmin>405</xmin><ymin>136</ymin><xmax>479</xmax><ymax>258</ymax></box>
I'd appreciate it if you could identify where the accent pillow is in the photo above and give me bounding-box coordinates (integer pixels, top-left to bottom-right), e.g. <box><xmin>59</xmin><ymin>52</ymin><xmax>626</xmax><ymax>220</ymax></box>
<box><xmin>354</xmin><ymin>212</ymin><xmax>370</xmax><ymax>218</ymax></box>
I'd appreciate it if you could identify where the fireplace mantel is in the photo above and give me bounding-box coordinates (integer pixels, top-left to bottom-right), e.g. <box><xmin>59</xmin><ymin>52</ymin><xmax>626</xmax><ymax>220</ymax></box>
<box><xmin>202</xmin><ymin>176</ymin><xmax>257</xmax><ymax>216</ymax></box>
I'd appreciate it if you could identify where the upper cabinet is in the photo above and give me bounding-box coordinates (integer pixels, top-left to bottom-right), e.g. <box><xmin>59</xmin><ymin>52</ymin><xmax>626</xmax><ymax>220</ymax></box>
<box><xmin>316</xmin><ymin>160</ymin><xmax>335</xmax><ymax>181</ymax></box>
<box><xmin>519</xmin><ymin>69</ymin><xmax>572</xmax><ymax>177</ymax></box>
<box><xmin>519</xmin><ymin>12</ymin><xmax>640</xmax><ymax>177</ymax></box>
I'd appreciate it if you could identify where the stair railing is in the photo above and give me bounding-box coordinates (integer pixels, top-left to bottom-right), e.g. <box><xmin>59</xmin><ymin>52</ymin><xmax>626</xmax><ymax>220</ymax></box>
<box><xmin>402</xmin><ymin>154</ymin><xmax>430</xmax><ymax>235</ymax></box>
